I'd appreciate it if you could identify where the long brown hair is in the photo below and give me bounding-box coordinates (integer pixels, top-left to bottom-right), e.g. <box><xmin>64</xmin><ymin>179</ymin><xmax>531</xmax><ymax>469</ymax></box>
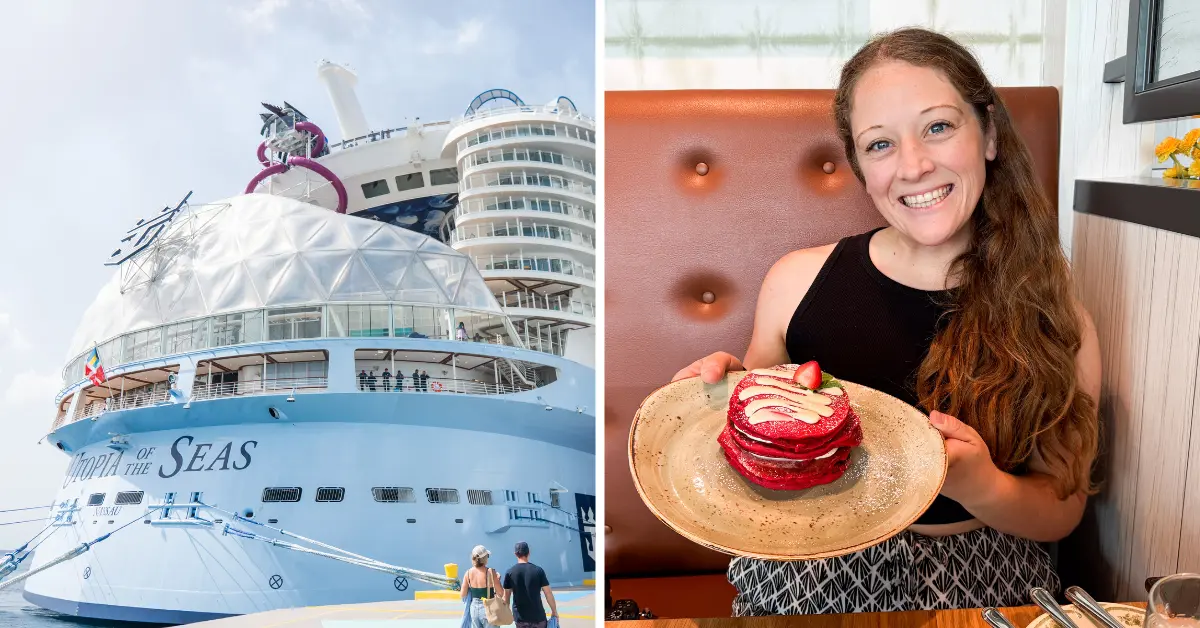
<box><xmin>832</xmin><ymin>28</ymin><xmax>1098</xmax><ymax>498</ymax></box>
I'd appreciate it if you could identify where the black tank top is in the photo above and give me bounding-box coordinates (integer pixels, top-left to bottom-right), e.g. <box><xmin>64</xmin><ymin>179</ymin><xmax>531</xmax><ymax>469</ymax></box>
<box><xmin>784</xmin><ymin>227</ymin><xmax>971</xmax><ymax>524</ymax></box>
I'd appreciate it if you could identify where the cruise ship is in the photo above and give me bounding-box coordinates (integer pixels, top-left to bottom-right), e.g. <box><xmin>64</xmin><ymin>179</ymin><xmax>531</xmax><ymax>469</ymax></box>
<box><xmin>1</xmin><ymin>61</ymin><xmax>596</xmax><ymax>624</ymax></box>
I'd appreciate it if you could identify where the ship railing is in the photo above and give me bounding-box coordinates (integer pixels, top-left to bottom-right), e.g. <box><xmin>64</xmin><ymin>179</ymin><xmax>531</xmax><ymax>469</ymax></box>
<box><xmin>454</xmin><ymin>197</ymin><xmax>595</xmax><ymax>223</ymax></box>
<box><xmin>73</xmin><ymin>387</ymin><xmax>173</xmax><ymax>421</ymax></box>
<box><xmin>472</xmin><ymin>255</ymin><xmax>595</xmax><ymax>282</ymax></box>
<box><xmin>462</xmin><ymin>148</ymin><xmax>595</xmax><ymax>177</ymax></box>
<box><xmin>497</xmin><ymin>291</ymin><xmax>596</xmax><ymax>318</ymax></box>
<box><xmin>326</xmin><ymin>120</ymin><xmax>454</xmax><ymax>151</ymax></box>
<box><xmin>191</xmin><ymin>376</ymin><xmax>329</xmax><ymax>401</ymax></box>
<box><xmin>462</xmin><ymin>171</ymin><xmax>594</xmax><ymax>197</ymax></box>
<box><xmin>356</xmin><ymin>376</ymin><xmax>534</xmax><ymax>395</ymax></box>
<box><xmin>449</xmin><ymin>221</ymin><xmax>595</xmax><ymax>249</ymax></box>
<box><xmin>459</xmin><ymin>104</ymin><xmax>595</xmax><ymax>125</ymax></box>
<box><xmin>456</xmin><ymin>119</ymin><xmax>596</xmax><ymax>152</ymax></box>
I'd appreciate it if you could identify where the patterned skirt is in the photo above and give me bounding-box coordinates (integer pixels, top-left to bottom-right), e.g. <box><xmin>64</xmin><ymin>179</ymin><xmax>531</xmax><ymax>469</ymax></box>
<box><xmin>728</xmin><ymin>526</ymin><xmax>1060</xmax><ymax>616</ymax></box>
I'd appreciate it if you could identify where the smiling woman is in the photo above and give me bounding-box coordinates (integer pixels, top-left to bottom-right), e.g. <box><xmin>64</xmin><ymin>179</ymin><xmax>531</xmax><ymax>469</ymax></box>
<box><xmin>667</xmin><ymin>27</ymin><xmax>1101</xmax><ymax>615</ymax></box>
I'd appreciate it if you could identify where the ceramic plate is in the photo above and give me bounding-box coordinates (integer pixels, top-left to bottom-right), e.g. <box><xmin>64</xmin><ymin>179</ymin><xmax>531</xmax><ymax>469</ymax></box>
<box><xmin>1027</xmin><ymin>604</ymin><xmax>1145</xmax><ymax>628</ymax></box>
<box><xmin>628</xmin><ymin>371</ymin><xmax>947</xmax><ymax>560</ymax></box>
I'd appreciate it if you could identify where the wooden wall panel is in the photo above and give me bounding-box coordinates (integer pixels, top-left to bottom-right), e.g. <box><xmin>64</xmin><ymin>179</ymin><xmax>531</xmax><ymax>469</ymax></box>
<box><xmin>1072</xmin><ymin>212</ymin><xmax>1200</xmax><ymax>601</ymax></box>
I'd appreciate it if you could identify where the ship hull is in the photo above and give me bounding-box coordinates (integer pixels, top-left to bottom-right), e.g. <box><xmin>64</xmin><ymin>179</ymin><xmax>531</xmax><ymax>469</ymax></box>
<box><xmin>22</xmin><ymin>415</ymin><xmax>595</xmax><ymax>623</ymax></box>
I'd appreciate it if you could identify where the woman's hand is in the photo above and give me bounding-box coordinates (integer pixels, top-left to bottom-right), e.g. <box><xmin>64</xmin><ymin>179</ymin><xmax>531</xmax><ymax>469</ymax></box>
<box><xmin>929</xmin><ymin>411</ymin><xmax>1001</xmax><ymax>503</ymax></box>
<box><xmin>671</xmin><ymin>352</ymin><xmax>745</xmax><ymax>384</ymax></box>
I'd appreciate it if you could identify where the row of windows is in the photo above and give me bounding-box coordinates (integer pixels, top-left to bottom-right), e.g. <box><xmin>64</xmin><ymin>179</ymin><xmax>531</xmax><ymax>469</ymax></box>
<box><xmin>258</xmin><ymin>486</ymin><xmax>558</xmax><ymax>506</ymax></box>
<box><xmin>87</xmin><ymin>491</ymin><xmax>145</xmax><ymax>506</ymax></box>
<box><xmin>465</xmin><ymin>148</ymin><xmax>594</xmax><ymax>175</ymax></box>
<box><xmin>361</xmin><ymin>168</ymin><xmax>459</xmax><ymax>199</ymax></box>
<box><xmin>458</xmin><ymin>195</ymin><xmax>594</xmax><ymax>221</ymax></box>
<box><xmin>459</xmin><ymin>122</ymin><xmax>596</xmax><ymax>149</ymax></box>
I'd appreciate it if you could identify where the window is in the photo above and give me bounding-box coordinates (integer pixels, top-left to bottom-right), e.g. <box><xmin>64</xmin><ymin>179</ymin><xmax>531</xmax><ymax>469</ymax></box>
<box><xmin>262</xmin><ymin>487</ymin><xmax>302</xmax><ymax>502</ymax></box>
<box><xmin>361</xmin><ymin>179</ymin><xmax>390</xmax><ymax>199</ymax></box>
<box><xmin>550</xmin><ymin>492</ymin><xmax>560</xmax><ymax>508</ymax></box>
<box><xmin>267</xmin><ymin>306</ymin><xmax>322</xmax><ymax>340</ymax></box>
<box><xmin>395</xmin><ymin>172</ymin><xmax>424</xmax><ymax>192</ymax></box>
<box><xmin>467</xmin><ymin>490</ymin><xmax>494</xmax><ymax>505</ymax></box>
<box><xmin>505</xmin><ymin>490</ymin><xmax>517</xmax><ymax>502</ymax></box>
<box><xmin>212</xmin><ymin>311</ymin><xmax>264</xmax><ymax>347</ymax></box>
<box><xmin>265</xmin><ymin>360</ymin><xmax>328</xmax><ymax>383</ymax></box>
<box><xmin>115</xmin><ymin>491</ymin><xmax>144</xmax><ymax>505</ymax></box>
<box><xmin>372</xmin><ymin>487</ymin><xmax>416</xmax><ymax>503</ymax></box>
<box><xmin>328</xmin><ymin>304</ymin><xmax>390</xmax><ymax>338</ymax></box>
<box><xmin>527</xmin><ymin>492</ymin><xmax>537</xmax><ymax>503</ymax></box>
<box><xmin>316</xmin><ymin>487</ymin><xmax>345</xmax><ymax>502</ymax></box>
<box><xmin>429</xmin><ymin>168</ymin><xmax>459</xmax><ymax>185</ymax></box>
<box><xmin>164</xmin><ymin>319</ymin><xmax>210</xmax><ymax>354</ymax></box>
<box><xmin>87</xmin><ymin>493</ymin><xmax>105</xmax><ymax>506</ymax></box>
<box><xmin>426</xmin><ymin>488</ymin><xmax>459</xmax><ymax>504</ymax></box>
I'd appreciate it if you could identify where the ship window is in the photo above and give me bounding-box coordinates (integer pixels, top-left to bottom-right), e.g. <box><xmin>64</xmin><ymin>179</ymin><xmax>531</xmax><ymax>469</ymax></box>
<box><xmin>267</xmin><ymin>306</ymin><xmax>322</xmax><ymax>341</ymax></box>
<box><xmin>429</xmin><ymin>168</ymin><xmax>459</xmax><ymax>185</ymax></box>
<box><xmin>87</xmin><ymin>493</ymin><xmax>105</xmax><ymax>506</ymax></box>
<box><xmin>527</xmin><ymin>492</ymin><xmax>537</xmax><ymax>503</ymax></box>
<box><xmin>426</xmin><ymin>488</ymin><xmax>459</xmax><ymax>504</ymax></box>
<box><xmin>372</xmin><ymin>487</ymin><xmax>416</xmax><ymax>503</ymax></box>
<box><xmin>395</xmin><ymin>172</ymin><xmax>424</xmax><ymax>192</ymax></box>
<box><xmin>504</xmin><ymin>490</ymin><xmax>517</xmax><ymax>502</ymax></box>
<box><xmin>316</xmin><ymin>487</ymin><xmax>345</xmax><ymax>502</ymax></box>
<box><xmin>115</xmin><ymin>491</ymin><xmax>144</xmax><ymax>505</ymax></box>
<box><xmin>550</xmin><ymin>492</ymin><xmax>560</xmax><ymax>508</ymax></box>
<box><xmin>262</xmin><ymin>487</ymin><xmax>302</xmax><ymax>502</ymax></box>
<box><xmin>361</xmin><ymin>179</ymin><xmax>390</xmax><ymax>199</ymax></box>
<box><xmin>467</xmin><ymin>490</ymin><xmax>493</xmax><ymax>505</ymax></box>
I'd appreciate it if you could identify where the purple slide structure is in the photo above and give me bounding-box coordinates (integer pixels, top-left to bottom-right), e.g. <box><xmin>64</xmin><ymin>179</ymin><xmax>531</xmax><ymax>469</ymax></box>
<box><xmin>246</xmin><ymin>122</ymin><xmax>347</xmax><ymax>213</ymax></box>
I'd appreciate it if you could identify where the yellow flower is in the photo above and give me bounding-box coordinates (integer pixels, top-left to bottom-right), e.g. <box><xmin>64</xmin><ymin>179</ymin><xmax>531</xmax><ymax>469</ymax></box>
<box><xmin>1183</xmin><ymin>129</ymin><xmax>1200</xmax><ymax>151</ymax></box>
<box><xmin>1193</xmin><ymin>145</ymin><xmax>1200</xmax><ymax>160</ymax></box>
<box><xmin>1164</xmin><ymin>164</ymin><xmax>1186</xmax><ymax>179</ymax></box>
<box><xmin>1190</xmin><ymin>160</ymin><xmax>1200</xmax><ymax>179</ymax></box>
<box><xmin>1157</xmin><ymin>137</ymin><xmax>1181</xmax><ymax>162</ymax></box>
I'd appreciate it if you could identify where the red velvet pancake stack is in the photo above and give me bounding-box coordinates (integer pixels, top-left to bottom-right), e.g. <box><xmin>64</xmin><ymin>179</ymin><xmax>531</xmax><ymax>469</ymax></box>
<box><xmin>718</xmin><ymin>362</ymin><xmax>863</xmax><ymax>490</ymax></box>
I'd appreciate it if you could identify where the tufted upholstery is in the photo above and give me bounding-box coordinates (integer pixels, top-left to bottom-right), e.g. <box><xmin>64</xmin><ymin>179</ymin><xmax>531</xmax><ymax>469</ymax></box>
<box><xmin>604</xmin><ymin>88</ymin><xmax>1061</xmax><ymax>578</ymax></box>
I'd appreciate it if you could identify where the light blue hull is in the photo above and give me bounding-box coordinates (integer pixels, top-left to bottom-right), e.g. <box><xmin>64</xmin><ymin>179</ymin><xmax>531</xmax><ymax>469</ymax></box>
<box><xmin>25</xmin><ymin>342</ymin><xmax>595</xmax><ymax>624</ymax></box>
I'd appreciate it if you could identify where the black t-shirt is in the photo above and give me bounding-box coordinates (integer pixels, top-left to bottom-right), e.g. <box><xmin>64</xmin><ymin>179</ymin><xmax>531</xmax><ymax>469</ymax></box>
<box><xmin>503</xmin><ymin>562</ymin><xmax>548</xmax><ymax>623</ymax></box>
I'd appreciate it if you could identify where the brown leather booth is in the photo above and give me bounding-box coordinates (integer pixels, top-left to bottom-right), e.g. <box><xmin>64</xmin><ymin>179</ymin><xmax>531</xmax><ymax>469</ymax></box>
<box><xmin>604</xmin><ymin>88</ymin><xmax>1061</xmax><ymax>611</ymax></box>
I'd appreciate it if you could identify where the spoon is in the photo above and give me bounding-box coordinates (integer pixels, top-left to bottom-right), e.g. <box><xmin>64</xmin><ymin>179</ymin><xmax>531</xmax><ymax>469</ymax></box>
<box><xmin>983</xmin><ymin>607</ymin><xmax>1020</xmax><ymax>628</ymax></box>
<box><xmin>1065</xmin><ymin>586</ymin><xmax>1126</xmax><ymax>628</ymax></box>
<box><xmin>1032</xmin><ymin>587</ymin><xmax>1080</xmax><ymax>628</ymax></box>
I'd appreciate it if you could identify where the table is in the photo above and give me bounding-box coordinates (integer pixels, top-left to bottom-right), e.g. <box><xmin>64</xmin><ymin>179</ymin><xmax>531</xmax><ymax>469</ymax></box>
<box><xmin>607</xmin><ymin>603</ymin><xmax>1147</xmax><ymax>628</ymax></box>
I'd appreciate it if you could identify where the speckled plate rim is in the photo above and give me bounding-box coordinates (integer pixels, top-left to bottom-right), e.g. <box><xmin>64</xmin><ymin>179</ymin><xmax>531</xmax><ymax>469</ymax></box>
<box><xmin>1026</xmin><ymin>603</ymin><xmax>1145</xmax><ymax>628</ymax></box>
<box><xmin>627</xmin><ymin>371</ymin><xmax>947</xmax><ymax>561</ymax></box>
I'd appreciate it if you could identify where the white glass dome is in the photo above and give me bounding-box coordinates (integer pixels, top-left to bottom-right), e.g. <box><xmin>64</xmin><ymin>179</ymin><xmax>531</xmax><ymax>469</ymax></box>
<box><xmin>68</xmin><ymin>193</ymin><xmax>502</xmax><ymax>359</ymax></box>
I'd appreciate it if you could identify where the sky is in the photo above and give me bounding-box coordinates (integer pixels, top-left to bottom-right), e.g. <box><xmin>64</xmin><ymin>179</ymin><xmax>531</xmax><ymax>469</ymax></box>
<box><xmin>0</xmin><ymin>0</ymin><xmax>595</xmax><ymax>549</ymax></box>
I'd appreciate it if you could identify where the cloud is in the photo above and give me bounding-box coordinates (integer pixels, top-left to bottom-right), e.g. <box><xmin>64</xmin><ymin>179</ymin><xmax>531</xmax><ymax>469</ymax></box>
<box><xmin>0</xmin><ymin>311</ymin><xmax>30</xmax><ymax>354</ymax></box>
<box><xmin>420</xmin><ymin>18</ymin><xmax>488</xmax><ymax>55</ymax></box>
<box><xmin>232</xmin><ymin>0</ymin><xmax>291</xmax><ymax>33</ymax></box>
<box><xmin>4</xmin><ymin>370</ymin><xmax>61</xmax><ymax>407</ymax></box>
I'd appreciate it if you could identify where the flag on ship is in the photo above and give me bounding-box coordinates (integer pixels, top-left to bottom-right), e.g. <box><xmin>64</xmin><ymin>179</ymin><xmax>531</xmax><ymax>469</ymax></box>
<box><xmin>84</xmin><ymin>347</ymin><xmax>106</xmax><ymax>386</ymax></box>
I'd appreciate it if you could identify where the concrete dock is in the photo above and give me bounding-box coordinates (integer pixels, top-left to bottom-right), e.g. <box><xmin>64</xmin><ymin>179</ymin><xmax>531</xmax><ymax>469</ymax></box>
<box><xmin>190</xmin><ymin>588</ymin><xmax>595</xmax><ymax>628</ymax></box>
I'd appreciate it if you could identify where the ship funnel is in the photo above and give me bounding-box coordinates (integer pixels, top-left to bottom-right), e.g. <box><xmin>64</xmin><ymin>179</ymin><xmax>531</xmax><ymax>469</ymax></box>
<box><xmin>317</xmin><ymin>60</ymin><xmax>370</xmax><ymax>141</ymax></box>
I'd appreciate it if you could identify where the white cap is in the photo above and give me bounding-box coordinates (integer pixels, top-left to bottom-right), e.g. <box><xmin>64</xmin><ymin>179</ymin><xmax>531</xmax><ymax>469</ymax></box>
<box><xmin>471</xmin><ymin>545</ymin><xmax>490</xmax><ymax>560</ymax></box>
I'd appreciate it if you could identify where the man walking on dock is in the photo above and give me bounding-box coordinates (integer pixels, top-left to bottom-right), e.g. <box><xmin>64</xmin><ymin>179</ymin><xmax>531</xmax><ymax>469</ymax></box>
<box><xmin>502</xmin><ymin>541</ymin><xmax>558</xmax><ymax>628</ymax></box>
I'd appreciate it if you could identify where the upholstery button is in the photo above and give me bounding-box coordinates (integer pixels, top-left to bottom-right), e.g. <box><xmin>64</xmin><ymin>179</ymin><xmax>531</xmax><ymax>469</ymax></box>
<box><xmin>604</xmin><ymin>525</ymin><xmax>612</xmax><ymax>533</ymax></box>
<box><xmin>822</xmin><ymin>161</ymin><xmax>836</xmax><ymax>174</ymax></box>
<box><xmin>695</xmin><ymin>162</ymin><xmax>709</xmax><ymax>176</ymax></box>
<box><xmin>701</xmin><ymin>291</ymin><xmax>716</xmax><ymax>304</ymax></box>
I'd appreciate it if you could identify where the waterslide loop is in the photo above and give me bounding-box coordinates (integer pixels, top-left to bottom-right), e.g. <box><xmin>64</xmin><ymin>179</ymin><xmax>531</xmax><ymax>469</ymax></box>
<box><xmin>247</xmin><ymin>121</ymin><xmax>346</xmax><ymax>213</ymax></box>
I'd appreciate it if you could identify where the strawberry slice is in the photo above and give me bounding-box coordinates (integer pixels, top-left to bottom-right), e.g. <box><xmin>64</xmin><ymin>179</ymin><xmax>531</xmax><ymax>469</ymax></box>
<box><xmin>792</xmin><ymin>361</ymin><xmax>822</xmax><ymax>389</ymax></box>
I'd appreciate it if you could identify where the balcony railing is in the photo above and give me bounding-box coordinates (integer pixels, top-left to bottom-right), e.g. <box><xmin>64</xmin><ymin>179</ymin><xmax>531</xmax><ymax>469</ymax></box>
<box><xmin>73</xmin><ymin>387</ymin><xmax>173</xmax><ymax>421</ymax></box>
<box><xmin>463</xmin><ymin>148</ymin><xmax>595</xmax><ymax>177</ymax></box>
<box><xmin>450</xmin><ymin>221</ymin><xmax>596</xmax><ymax>249</ymax></box>
<box><xmin>191</xmin><ymin>376</ymin><xmax>329</xmax><ymax>401</ymax></box>
<box><xmin>460</xmin><ymin>104</ymin><xmax>595</xmax><ymax>125</ymax></box>
<box><xmin>462</xmin><ymin>171</ymin><xmax>594</xmax><ymax>197</ymax></box>
<box><xmin>355</xmin><ymin>376</ymin><xmax>533</xmax><ymax>395</ymax></box>
<box><xmin>473</xmin><ymin>255</ymin><xmax>595</xmax><ymax>281</ymax></box>
<box><xmin>457</xmin><ymin>121</ymin><xmax>596</xmax><ymax>152</ymax></box>
<box><xmin>455</xmin><ymin>196</ymin><xmax>594</xmax><ymax>223</ymax></box>
<box><xmin>498</xmin><ymin>291</ymin><xmax>596</xmax><ymax>318</ymax></box>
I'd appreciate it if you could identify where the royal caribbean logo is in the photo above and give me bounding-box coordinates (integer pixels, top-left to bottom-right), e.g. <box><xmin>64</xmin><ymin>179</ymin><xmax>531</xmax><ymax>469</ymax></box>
<box><xmin>105</xmin><ymin>191</ymin><xmax>192</xmax><ymax>266</ymax></box>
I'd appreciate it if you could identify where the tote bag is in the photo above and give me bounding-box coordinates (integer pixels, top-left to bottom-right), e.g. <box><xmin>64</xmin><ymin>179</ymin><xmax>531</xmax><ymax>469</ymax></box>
<box><xmin>483</xmin><ymin>569</ymin><xmax>513</xmax><ymax>626</ymax></box>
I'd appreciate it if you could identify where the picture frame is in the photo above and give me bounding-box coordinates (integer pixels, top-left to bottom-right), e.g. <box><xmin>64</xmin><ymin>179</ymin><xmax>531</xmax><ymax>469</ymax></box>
<box><xmin>1123</xmin><ymin>0</ymin><xmax>1200</xmax><ymax>123</ymax></box>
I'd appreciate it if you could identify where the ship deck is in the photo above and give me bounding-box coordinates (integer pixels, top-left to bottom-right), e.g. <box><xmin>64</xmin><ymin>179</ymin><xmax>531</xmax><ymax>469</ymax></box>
<box><xmin>190</xmin><ymin>588</ymin><xmax>594</xmax><ymax>627</ymax></box>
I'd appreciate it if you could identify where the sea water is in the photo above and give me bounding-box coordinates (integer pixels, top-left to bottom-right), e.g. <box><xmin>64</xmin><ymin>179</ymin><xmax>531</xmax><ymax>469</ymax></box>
<box><xmin>0</xmin><ymin>584</ymin><xmax>164</xmax><ymax>628</ymax></box>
